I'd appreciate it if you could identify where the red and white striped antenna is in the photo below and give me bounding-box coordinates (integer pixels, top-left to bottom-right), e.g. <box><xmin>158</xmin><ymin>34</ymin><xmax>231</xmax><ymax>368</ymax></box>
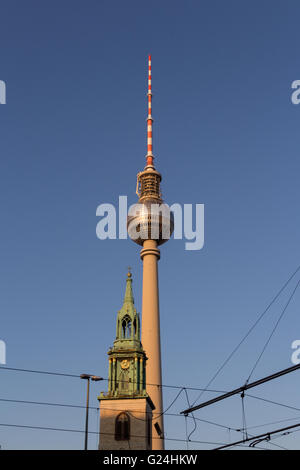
<box><xmin>146</xmin><ymin>55</ymin><xmax>154</xmax><ymax>167</ymax></box>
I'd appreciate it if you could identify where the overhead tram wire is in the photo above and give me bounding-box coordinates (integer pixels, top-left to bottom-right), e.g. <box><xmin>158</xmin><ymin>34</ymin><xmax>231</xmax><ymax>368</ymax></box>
<box><xmin>0</xmin><ymin>365</ymin><xmax>227</xmax><ymax>394</ymax></box>
<box><xmin>0</xmin><ymin>397</ymin><xmax>235</xmax><ymax>431</ymax></box>
<box><xmin>190</xmin><ymin>263</ymin><xmax>300</xmax><ymax>408</ymax></box>
<box><xmin>0</xmin><ymin>422</ymin><xmax>229</xmax><ymax>447</ymax></box>
<box><xmin>0</xmin><ymin>396</ymin><xmax>188</xmax><ymax>419</ymax></box>
<box><xmin>212</xmin><ymin>421</ymin><xmax>300</xmax><ymax>450</ymax></box>
<box><xmin>183</xmin><ymin>387</ymin><xmax>198</xmax><ymax>443</ymax></box>
<box><xmin>228</xmin><ymin>428</ymin><xmax>289</xmax><ymax>450</ymax></box>
<box><xmin>247</xmin><ymin>432</ymin><xmax>289</xmax><ymax>450</ymax></box>
<box><xmin>181</xmin><ymin>362</ymin><xmax>300</xmax><ymax>415</ymax></box>
<box><xmin>1</xmin><ymin>396</ymin><xmax>288</xmax><ymax>449</ymax></box>
<box><xmin>153</xmin><ymin>387</ymin><xmax>184</xmax><ymax>420</ymax></box>
<box><xmin>246</xmin><ymin>393</ymin><xmax>300</xmax><ymax>413</ymax></box>
<box><xmin>108</xmin><ymin>388</ymin><xmax>187</xmax><ymax>423</ymax></box>
<box><xmin>0</xmin><ymin>366</ymin><xmax>80</xmax><ymax>378</ymax></box>
<box><xmin>242</xmin><ymin>415</ymin><xmax>300</xmax><ymax>432</ymax></box>
<box><xmin>0</xmin><ymin>422</ymin><xmax>272</xmax><ymax>450</ymax></box>
<box><xmin>245</xmin><ymin>279</ymin><xmax>300</xmax><ymax>385</ymax></box>
<box><xmin>0</xmin><ymin>401</ymin><xmax>285</xmax><ymax>449</ymax></box>
<box><xmin>238</xmin><ymin>431</ymin><xmax>289</xmax><ymax>450</ymax></box>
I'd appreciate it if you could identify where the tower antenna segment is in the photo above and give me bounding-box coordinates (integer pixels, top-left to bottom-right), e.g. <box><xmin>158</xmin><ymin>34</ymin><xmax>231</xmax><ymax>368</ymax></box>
<box><xmin>146</xmin><ymin>55</ymin><xmax>154</xmax><ymax>167</ymax></box>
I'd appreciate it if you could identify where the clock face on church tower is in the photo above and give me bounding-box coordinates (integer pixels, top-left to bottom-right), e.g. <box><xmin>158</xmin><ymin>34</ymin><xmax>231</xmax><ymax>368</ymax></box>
<box><xmin>120</xmin><ymin>359</ymin><xmax>130</xmax><ymax>370</ymax></box>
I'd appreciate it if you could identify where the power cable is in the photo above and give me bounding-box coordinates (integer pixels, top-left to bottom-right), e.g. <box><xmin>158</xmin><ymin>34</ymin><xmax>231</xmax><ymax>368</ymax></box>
<box><xmin>213</xmin><ymin>421</ymin><xmax>300</xmax><ymax>450</ymax></box>
<box><xmin>1</xmin><ymin>396</ymin><xmax>234</xmax><ymax>429</ymax></box>
<box><xmin>0</xmin><ymin>366</ymin><xmax>226</xmax><ymax>394</ymax></box>
<box><xmin>0</xmin><ymin>422</ymin><xmax>227</xmax><ymax>446</ymax></box>
<box><xmin>246</xmin><ymin>393</ymin><xmax>300</xmax><ymax>413</ymax></box>
<box><xmin>239</xmin><ymin>415</ymin><xmax>300</xmax><ymax>431</ymax></box>
<box><xmin>183</xmin><ymin>388</ymin><xmax>197</xmax><ymax>443</ymax></box>
<box><xmin>245</xmin><ymin>279</ymin><xmax>300</xmax><ymax>384</ymax></box>
<box><xmin>191</xmin><ymin>264</ymin><xmax>300</xmax><ymax>407</ymax></box>
<box><xmin>182</xmin><ymin>363</ymin><xmax>300</xmax><ymax>415</ymax></box>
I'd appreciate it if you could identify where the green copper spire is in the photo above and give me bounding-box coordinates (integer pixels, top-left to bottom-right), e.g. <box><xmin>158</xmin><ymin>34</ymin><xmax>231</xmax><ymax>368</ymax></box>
<box><xmin>114</xmin><ymin>271</ymin><xmax>141</xmax><ymax>347</ymax></box>
<box><xmin>99</xmin><ymin>271</ymin><xmax>148</xmax><ymax>399</ymax></box>
<box><xmin>123</xmin><ymin>270</ymin><xmax>134</xmax><ymax>304</ymax></box>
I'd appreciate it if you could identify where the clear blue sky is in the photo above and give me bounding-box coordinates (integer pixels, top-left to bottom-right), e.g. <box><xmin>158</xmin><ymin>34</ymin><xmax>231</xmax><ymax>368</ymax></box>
<box><xmin>1</xmin><ymin>0</ymin><xmax>300</xmax><ymax>450</ymax></box>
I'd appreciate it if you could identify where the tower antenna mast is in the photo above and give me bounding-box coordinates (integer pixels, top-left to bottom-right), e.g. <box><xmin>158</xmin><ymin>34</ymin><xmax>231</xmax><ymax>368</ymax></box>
<box><xmin>146</xmin><ymin>55</ymin><xmax>154</xmax><ymax>167</ymax></box>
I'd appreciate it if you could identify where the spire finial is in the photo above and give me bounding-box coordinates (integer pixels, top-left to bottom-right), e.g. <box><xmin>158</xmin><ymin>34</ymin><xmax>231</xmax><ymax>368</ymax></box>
<box><xmin>123</xmin><ymin>268</ymin><xmax>134</xmax><ymax>304</ymax></box>
<box><xmin>146</xmin><ymin>55</ymin><xmax>154</xmax><ymax>167</ymax></box>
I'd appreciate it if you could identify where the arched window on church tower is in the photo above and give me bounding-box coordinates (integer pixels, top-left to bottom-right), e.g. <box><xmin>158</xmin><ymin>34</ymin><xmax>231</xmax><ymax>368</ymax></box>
<box><xmin>121</xmin><ymin>315</ymin><xmax>131</xmax><ymax>339</ymax></box>
<box><xmin>115</xmin><ymin>412</ymin><xmax>130</xmax><ymax>441</ymax></box>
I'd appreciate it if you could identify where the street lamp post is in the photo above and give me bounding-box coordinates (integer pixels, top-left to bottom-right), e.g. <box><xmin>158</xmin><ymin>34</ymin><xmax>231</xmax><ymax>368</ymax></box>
<box><xmin>80</xmin><ymin>374</ymin><xmax>103</xmax><ymax>450</ymax></box>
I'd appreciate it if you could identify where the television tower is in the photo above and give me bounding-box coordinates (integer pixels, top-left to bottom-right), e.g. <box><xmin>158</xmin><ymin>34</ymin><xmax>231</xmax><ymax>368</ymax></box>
<box><xmin>127</xmin><ymin>56</ymin><xmax>173</xmax><ymax>450</ymax></box>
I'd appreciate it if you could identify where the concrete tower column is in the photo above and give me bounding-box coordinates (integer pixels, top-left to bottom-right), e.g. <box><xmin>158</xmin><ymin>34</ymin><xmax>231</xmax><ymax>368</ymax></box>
<box><xmin>140</xmin><ymin>239</ymin><xmax>164</xmax><ymax>450</ymax></box>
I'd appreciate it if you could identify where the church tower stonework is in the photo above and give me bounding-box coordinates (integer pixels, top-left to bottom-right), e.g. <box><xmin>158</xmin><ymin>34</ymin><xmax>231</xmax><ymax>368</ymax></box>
<box><xmin>98</xmin><ymin>272</ymin><xmax>154</xmax><ymax>450</ymax></box>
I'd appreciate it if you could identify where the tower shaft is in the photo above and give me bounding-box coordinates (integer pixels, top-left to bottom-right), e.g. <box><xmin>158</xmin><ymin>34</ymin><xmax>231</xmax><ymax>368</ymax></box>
<box><xmin>140</xmin><ymin>239</ymin><xmax>164</xmax><ymax>450</ymax></box>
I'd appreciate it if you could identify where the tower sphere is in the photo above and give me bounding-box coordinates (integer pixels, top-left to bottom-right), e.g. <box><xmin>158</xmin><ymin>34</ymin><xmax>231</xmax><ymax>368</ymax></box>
<box><xmin>127</xmin><ymin>198</ymin><xmax>174</xmax><ymax>246</ymax></box>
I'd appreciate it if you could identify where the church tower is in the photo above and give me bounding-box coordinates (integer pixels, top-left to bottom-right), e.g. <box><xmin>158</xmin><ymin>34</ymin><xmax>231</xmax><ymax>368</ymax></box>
<box><xmin>98</xmin><ymin>271</ymin><xmax>154</xmax><ymax>450</ymax></box>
